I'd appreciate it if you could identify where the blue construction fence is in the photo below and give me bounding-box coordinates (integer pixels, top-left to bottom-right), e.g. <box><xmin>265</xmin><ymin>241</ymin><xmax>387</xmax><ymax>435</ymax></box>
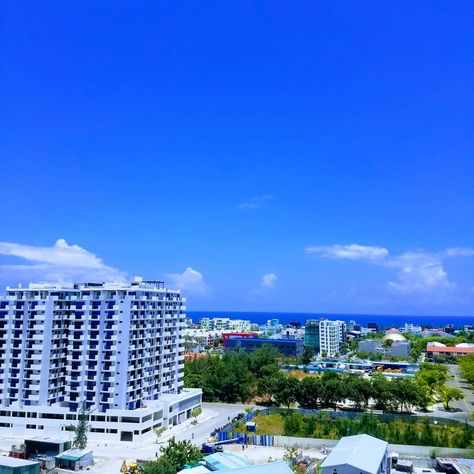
<box><xmin>217</xmin><ymin>430</ymin><xmax>274</xmax><ymax>446</ymax></box>
<box><xmin>244</xmin><ymin>411</ymin><xmax>256</xmax><ymax>422</ymax></box>
<box><xmin>216</xmin><ymin>410</ymin><xmax>274</xmax><ymax>446</ymax></box>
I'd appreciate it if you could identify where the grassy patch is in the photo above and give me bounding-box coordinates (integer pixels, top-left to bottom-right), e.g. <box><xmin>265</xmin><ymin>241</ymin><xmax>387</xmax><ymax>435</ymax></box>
<box><xmin>235</xmin><ymin>413</ymin><xmax>284</xmax><ymax>435</ymax></box>
<box><xmin>234</xmin><ymin>412</ymin><xmax>474</xmax><ymax>449</ymax></box>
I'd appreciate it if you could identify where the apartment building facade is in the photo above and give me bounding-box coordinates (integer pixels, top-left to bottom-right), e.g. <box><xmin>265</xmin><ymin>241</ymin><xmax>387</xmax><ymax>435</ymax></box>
<box><xmin>318</xmin><ymin>319</ymin><xmax>345</xmax><ymax>357</ymax></box>
<box><xmin>0</xmin><ymin>280</ymin><xmax>201</xmax><ymax>442</ymax></box>
<box><xmin>199</xmin><ymin>317</ymin><xmax>253</xmax><ymax>332</ymax></box>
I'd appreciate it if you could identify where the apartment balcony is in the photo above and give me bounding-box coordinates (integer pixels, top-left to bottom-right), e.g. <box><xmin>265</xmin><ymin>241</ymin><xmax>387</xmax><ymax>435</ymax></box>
<box><xmin>65</xmin><ymin>375</ymin><xmax>81</xmax><ymax>383</ymax></box>
<box><xmin>101</xmin><ymin>376</ymin><xmax>115</xmax><ymax>384</ymax></box>
<box><xmin>25</xmin><ymin>362</ymin><xmax>42</xmax><ymax>370</ymax></box>
<box><xmin>27</xmin><ymin>353</ymin><xmax>43</xmax><ymax>361</ymax></box>
<box><xmin>29</xmin><ymin>343</ymin><xmax>43</xmax><ymax>351</ymax></box>
<box><xmin>26</xmin><ymin>394</ymin><xmax>41</xmax><ymax>402</ymax></box>
<box><xmin>24</xmin><ymin>373</ymin><xmax>41</xmax><ymax>381</ymax></box>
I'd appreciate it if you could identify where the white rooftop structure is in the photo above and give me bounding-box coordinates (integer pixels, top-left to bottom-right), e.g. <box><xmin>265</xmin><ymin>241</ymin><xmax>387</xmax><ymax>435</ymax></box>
<box><xmin>179</xmin><ymin>461</ymin><xmax>293</xmax><ymax>474</ymax></box>
<box><xmin>223</xmin><ymin>461</ymin><xmax>293</xmax><ymax>474</ymax></box>
<box><xmin>178</xmin><ymin>465</ymin><xmax>211</xmax><ymax>474</ymax></box>
<box><xmin>0</xmin><ymin>456</ymin><xmax>39</xmax><ymax>467</ymax></box>
<box><xmin>321</xmin><ymin>434</ymin><xmax>388</xmax><ymax>474</ymax></box>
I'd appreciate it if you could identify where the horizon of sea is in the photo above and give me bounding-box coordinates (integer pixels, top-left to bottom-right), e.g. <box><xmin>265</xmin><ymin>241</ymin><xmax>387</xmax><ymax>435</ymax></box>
<box><xmin>187</xmin><ymin>311</ymin><xmax>474</xmax><ymax>330</ymax></box>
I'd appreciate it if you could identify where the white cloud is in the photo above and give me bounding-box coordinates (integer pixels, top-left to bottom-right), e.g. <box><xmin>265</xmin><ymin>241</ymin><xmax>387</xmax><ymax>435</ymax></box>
<box><xmin>306</xmin><ymin>242</ymin><xmax>474</xmax><ymax>295</ymax></box>
<box><xmin>165</xmin><ymin>267</ymin><xmax>209</xmax><ymax>296</ymax></box>
<box><xmin>305</xmin><ymin>244</ymin><xmax>389</xmax><ymax>261</ymax></box>
<box><xmin>248</xmin><ymin>272</ymin><xmax>278</xmax><ymax>298</ymax></box>
<box><xmin>238</xmin><ymin>195</ymin><xmax>274</xmax><ymax>210</ymax></box>
<box><xmin>443</xmin><ymin>247</ymin><xmax>474</xmax><ymax>257</ymax></box>
<box><xmin>261</xmin><ymin>273</ymin><xmax>277</xmax><ymax>288</ymax></box>
<box><xmin>385</xmin><ymin>252</ymin><xmax>454</xmax><ymax>294</ymax></box>
<box><xmin>0</xmin><ymin>239</ymin><xmax>125</xmax><ymax>283</ymax></box>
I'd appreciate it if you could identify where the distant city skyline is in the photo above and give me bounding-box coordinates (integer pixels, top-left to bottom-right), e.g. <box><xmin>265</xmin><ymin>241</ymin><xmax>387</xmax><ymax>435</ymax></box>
<box><xmin>1</xmin><ymin>2</ymin><xmax>473</xmax><ymax>315</ymax></box>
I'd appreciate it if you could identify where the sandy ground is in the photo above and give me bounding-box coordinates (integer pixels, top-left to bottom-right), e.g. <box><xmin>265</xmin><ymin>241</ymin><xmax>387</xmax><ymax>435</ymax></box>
<box><xmin>223</xmin><ymin>444</ymin><xmax>327</xmax><ymax>464</ymax></box>
<box><xmin>0</xmin><ymin>403</ymin><xmax>250</xmax><ymax>473</ymax></box>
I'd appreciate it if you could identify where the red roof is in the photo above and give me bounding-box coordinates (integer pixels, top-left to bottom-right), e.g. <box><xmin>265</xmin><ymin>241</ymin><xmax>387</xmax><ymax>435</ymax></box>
<box><xmin>427</xmin><ymin>346</ymin><xmax>474</xmax><ymax>353</ymax></box>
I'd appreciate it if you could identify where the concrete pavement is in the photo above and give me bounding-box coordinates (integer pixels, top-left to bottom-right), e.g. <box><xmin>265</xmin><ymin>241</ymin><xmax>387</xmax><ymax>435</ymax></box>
<box><xmin>0</xmin><ymin>403</ymin><xmax>252</xmax><ymax>473</ymax></box>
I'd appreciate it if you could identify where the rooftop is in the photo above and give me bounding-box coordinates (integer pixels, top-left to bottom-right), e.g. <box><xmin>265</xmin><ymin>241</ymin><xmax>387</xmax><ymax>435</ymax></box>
<box><xmin>427</xmin><ymin>346</ymin><xmax>474</xmax><ymax>353</ymax></box>
<box><xmin>204</xmin><ymin>452</ymin><xmax>253</xmax><ymax>471</ymax></box>
<box><xmin>438</xmin><ymin>458</ymin><xmax>474</xmax><ymax>474</ymax></box>
<box><xmin>321</xmin><ymin>434</ymin><xmax>388</xmax><ymax>474</ymax></box>
<box><xmin>0</xmin><ymin>456</ymin><xmax>39</xmax><ymax>467</ymax></box>
<box><xmin>55</xmin><ymin>448</ymin><xmax>93</xmax><ymax>462</ymax></box>
<box><xmin>212</xmin><ymin>461</ymin><xmax>293</xmax><ymax>474</ymax></box>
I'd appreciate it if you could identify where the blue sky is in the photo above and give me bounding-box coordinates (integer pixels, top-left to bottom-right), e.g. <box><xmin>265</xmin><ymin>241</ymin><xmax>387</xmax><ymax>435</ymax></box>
<box><xmin>1</xmin><ymin>1</ymin><xmax>473</xmax><ymax>315</ymax></box>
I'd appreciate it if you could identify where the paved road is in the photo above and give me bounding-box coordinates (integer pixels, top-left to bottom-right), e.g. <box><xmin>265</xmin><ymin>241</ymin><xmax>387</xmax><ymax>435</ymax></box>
<box><xmin>174</xmin><ymin>402</ymin><xmax>251</xmax><ymax>446</ymax></box>
<box><xmin>60</xmin><ymin>403</ymin><xmax>252</xmax><ymax>472</ymax></box>
<box><xmin>418</xmin><ymin>365</ymin><xmax>474</xmax><ymax>423</ymax></box>
<box><xmin>447</xmin><ymin>364</ymin><xmax>474</xmax><ymax>415</ymax></box>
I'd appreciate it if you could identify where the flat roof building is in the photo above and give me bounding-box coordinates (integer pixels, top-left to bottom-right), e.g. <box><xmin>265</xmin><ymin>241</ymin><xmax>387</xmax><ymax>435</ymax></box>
<box><xmin>225</xmin><ymin>338</ymin><xmax>303</xmax><ymax>358</ymax></box>
<box><xmin>427</xmin><ymin>346</ymin><xmax>474</xmax><ymax>361</ymax></box>
<box><xmin>0</xmin><ymin>456</ymin><xmax>40</xmax><ymax>474</ymax></box>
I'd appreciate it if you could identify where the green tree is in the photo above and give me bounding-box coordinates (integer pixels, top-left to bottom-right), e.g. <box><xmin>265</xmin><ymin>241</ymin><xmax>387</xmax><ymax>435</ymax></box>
<box><xmin>391</xmin><ymin>377</ymin><xmax>421</xmax><ymax>413</ymax></box>
<box><xmin>297</xmin><ymin>376</ymin><xmax>321</xmax><ymax>409</ymax></box>
<box><xmin>346</xmin><ymin>376</ymin><xmax>371</xmax><ymax>410</ymax></box>
<box><xmin>459</xmin><ymin>356</ymin><xmax>474</xmax><ymax>386</ymax></box>
<box><xmin>371</xmin><ymin>373</ymin><xmax>394</xmax><ymax>412</ymax></box>
<box><xmin>142</xmin><ymin>455</ymin><xmax>176</xmax><ymax>474</ymax></box>
<box><xmin>416</xmin><ymin>363</ymin><xmax>449</xmax><ymax>395</ymax></box>
<box><xmin>301</xmin><ymin>346</ymin><xmax>315</xmax><ymax>365</ymax></box>
<box><xmin>143</xmin><ymin>437</ymin><xmax>203</xmax><ymax>474</ymax></box>
<box><xmin>439</xmin><ymin>386</ymin><xmax>464</xmax><ymax>410</ymax></box>
<box><xmin>248</xmin><ymin>345</ymin><xmax>281</xmax><ymax>378</ymax></box>
<box><xmin>321</xmin><ymin>375</ymin><xmax>346</xmax><ymax>410</ymax></box>
<box><xmin>272</xmin><ymin>373</ymin><xmax>300</xmax><ymax>409</ymax></box>
<box><xmin>71</xmin><ymin>401</ymin><xmax>90</xmax><ymax>450</ymax></box>
<box><xmin>283</xmin><ymin>413</ymin><xmax>301</xmax><ymax>436</ymax></box>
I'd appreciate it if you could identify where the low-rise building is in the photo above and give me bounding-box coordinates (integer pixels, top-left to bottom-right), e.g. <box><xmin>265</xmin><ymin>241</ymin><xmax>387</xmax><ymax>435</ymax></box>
<box><xmin>183</xmin><ymin>461</ymin><xmax>294</xmax><ymax>474</ymax></box>
<box><xmin>358</xmin><ymin>339</ymin><xmax>383</xmax><ymax>355</ymax></box>
<box><xmin>54</xmin><ymin>448</ymin><xmax>93</xmax><ymax>471</ymax></box>
<box><xmin>199</xmin><ymin>318</ymin><xmax>254</xmax><ymax>332</ymax></box>
<box><xmin>427</xmin><ymin>346</ymin><xmax>474</xmax><ymax>361</ymax></box>
<box><xmin>0</xmin><ymin>457</ymin><xmax>40</xmax><ymax>474</ymax></box>
<box><xmin>321</xmin><ymin>434</ymin><xmax>388</xmax><ymax>474</ymax></box>
<box><xmin>389</xmin><ymin>340</ymin><xmax>411</xmax><ymax>358</ymax></box>
<box><xmin>183</xmin><ymin>329</ymin><xmax>222</xmax><ymax>352</ymax></box>
<box><xmin>359</xmin><ymin>336</ymin><xmax>411</xmax><ymax>358</ymax></box>
<box><xmin>402</xmin><ymin>323</ymin><xmax>422</xmax><ymax>335</ymax></box>
<box><xmin>225</xmin><ymin>338</ymin><xmax>303</xmax><ymax>357</ymax></box>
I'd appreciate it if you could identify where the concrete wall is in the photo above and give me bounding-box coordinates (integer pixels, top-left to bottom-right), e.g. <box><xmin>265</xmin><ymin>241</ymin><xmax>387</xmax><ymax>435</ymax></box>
<box><xmin>273</xmin><ymin>436</ymin><xmax>472</xmax><ymax>458</ymax></box>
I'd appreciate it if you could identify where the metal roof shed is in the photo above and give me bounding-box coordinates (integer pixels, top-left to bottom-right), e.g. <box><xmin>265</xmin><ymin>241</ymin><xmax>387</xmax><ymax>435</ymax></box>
<box><xmin>0</xmin><ymin>456</ymin><xmax>40</xmax><ymax>474</ymax></box>
<box><xmin>54</xmin><ymin>448</ymin><xmax>93</xmax><ymax>471</ymax></box>
<box><xmin>321</xmin><ymin>434</ymin><xmax>389</xmax><ymax>474</ymax></box>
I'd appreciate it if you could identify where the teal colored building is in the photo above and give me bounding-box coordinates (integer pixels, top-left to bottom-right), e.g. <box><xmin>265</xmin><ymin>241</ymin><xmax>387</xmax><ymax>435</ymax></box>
<box><xmin>0</xmin><ymin>457</ymin><xmax>40</xmax><ymax>474</ymax></box>
<box><xmin>304</xmin><ymin>319</ymin><xmax>321</xmax><ymax>352</ymax></box>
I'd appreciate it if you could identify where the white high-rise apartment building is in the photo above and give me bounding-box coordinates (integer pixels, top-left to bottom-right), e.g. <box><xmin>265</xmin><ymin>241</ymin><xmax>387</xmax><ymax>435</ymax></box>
<box><xmin>319</xmin><ymin>319</ymin><xmax>346</xmax><ymax>357</ymax></box>
<box><xmin>0</xmin><ymin>280</ymin><xmax>201</xmax><ymax>442</ymax></box>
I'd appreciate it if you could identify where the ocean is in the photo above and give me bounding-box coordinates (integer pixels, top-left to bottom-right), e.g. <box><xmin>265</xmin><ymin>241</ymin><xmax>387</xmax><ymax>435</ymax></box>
<box><xmin>187</xmin><ymin>311</ymin><xmax>474</xmax><ymax>329</ymax></box>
